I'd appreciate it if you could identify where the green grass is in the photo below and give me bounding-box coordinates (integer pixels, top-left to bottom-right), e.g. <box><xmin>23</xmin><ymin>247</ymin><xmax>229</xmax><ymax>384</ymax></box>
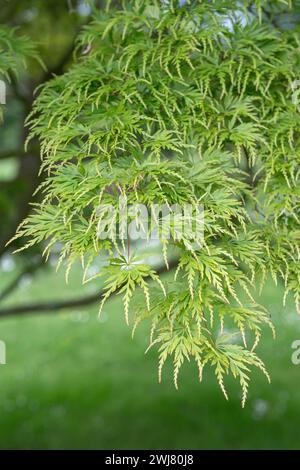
<box><xmin>0</xmin><ymin>263</ymin><xmax>299</xmax><ymax>449</ymax></box>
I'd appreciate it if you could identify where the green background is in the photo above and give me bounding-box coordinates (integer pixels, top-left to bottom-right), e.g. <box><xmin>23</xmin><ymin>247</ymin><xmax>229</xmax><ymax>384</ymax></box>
<box><xmin>0</xmin><ymin>263</ymin><xmax>299</xmax><ymax>450</ymax></box>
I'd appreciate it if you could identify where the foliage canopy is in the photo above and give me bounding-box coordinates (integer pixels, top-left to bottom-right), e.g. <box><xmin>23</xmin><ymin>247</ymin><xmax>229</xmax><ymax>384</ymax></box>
<box><xmin>10</xmin><ymin>0</ymin><xmax>300</xmax><ymax>405</ymax></box>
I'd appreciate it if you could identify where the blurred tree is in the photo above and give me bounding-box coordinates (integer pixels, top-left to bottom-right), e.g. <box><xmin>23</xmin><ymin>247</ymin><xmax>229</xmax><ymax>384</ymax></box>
<box><xmin>0</xmin><ymin>0</ymin><xmax>105</xmax><ymax>292</ymax></box>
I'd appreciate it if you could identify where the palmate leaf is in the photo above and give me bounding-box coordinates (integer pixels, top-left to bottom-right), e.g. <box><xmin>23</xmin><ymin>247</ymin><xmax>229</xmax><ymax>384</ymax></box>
<box><xmin>12</xmin><ymin>0</ymin><xmax>300</xmax><ymax>405</ymax></box>
<box><xmin>95</xmin><ymin>256</ymin><xmax>166</xmax><ymax>325</ymax></box>
<box><xmin>0</xmin><ymin>26</ymin><xmax>38</xmax><ymax>76</ymax></box>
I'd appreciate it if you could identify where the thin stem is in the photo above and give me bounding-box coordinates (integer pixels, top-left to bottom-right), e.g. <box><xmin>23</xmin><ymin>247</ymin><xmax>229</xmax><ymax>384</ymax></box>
<box><xmin>127</xmin><ymin>236</ymin><xmax>130</xmax><ymax>261</ymax></box>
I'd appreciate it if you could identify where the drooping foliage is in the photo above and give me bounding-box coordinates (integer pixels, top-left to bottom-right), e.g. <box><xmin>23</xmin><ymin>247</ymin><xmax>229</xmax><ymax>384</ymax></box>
<box><xmin>13</xmin><ymin>0</ymin><xmax>300</xmax><ymax>405</ymax></box>
<box><xmin>0</xmin><ymin>26</ymin><xmax>38</xmax><ymax>120</ymax></box>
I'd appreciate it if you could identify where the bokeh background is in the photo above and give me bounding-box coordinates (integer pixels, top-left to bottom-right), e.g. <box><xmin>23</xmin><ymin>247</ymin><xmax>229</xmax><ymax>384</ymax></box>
<box><xmin>0</xmin><ymin>0</ymin><xmax>299</xmax><ymax>450</ymax></box>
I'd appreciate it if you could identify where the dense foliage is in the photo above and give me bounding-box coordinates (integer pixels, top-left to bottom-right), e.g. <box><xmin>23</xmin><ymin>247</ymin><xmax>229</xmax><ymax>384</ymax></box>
<box><xmin>0</xmin><ymin>26</ymin><xmax>37</xmax><ymax>121</ymax></box>
<box><xmin>12</xmin><ymin>0</ymin><xmax>300</xmax><ymax>405</ymax></box>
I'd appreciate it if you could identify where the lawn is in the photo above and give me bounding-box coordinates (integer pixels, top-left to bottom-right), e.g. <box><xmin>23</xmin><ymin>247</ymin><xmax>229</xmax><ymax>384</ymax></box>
<box><xmin>0</xmin><ymin>260</ymin><xmax>299</xmax><ymax>449</ymax></box>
